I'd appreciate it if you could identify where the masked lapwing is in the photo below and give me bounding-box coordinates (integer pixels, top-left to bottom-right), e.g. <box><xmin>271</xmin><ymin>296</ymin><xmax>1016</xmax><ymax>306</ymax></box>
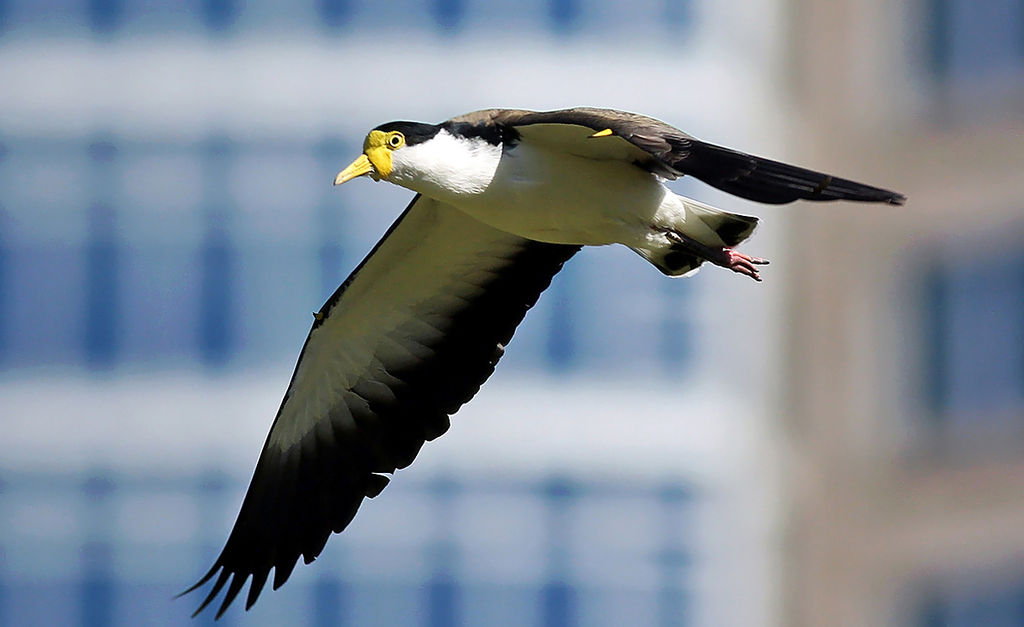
<box><xmin>183</xmin><ymin>107</ymin><xmax>905</xmax><ymax>617</ymax></box>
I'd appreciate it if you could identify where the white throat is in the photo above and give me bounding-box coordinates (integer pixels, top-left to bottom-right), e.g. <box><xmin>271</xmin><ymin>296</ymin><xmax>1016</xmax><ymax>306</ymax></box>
<box><xmin>387</xmin><ymin>129</ymin><xmax>502</xmax><ymax>201</ymax></box>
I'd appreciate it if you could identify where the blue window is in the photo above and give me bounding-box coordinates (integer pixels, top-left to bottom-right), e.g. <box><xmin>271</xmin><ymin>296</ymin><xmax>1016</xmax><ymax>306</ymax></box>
<box><xmin>87</xmin><ymin>0</ymin><xmax>121</xmax><ymax>35</ymax></box>
<box><xmin>545</xmin><ymin>263</ymin><xmax>580</xmax><ymax>373</ymax></box>
<box><xmin>84</xmin><ymin>203</ymin><xmax>120</xmax><ymax>368</ymax></box>
<box><xmin>314</xmin><ymin>138</ymin><xmax>349</xmax><ymax>299</ymax></box>
<box><xmin>915</xmin><ymin>573</ymin><xmax>1024</xmax><ymax>627</ymax></box>
<box><xmin>925</xmin><ymin>0</ymin><xmax>1024</xmax><ymax>84</ymax></box>
<box><xmin>201</xmin><ymin>0</ymin><xmax>237</xmax><ymax>33</ymax></box>
<box><xmin>197</xmin><ymin>137</ymin><xmax>236</xmax><ymax>367</ymax></box>
<box><xmin>549</xmin><ymin>0</ymin><xmax>580</xmax><ymax>34</ymax></box>
<box><xmin>84</xmin><ymin>140</ymin><xmax>121</xmax><ymax>369</ymax></box>
<box><xmin>922</xmin><ymin>243</ymin><xmax>1024</xmax><ymax>427</ymax></box>
<box><xmin>317</xmin><ymin>0</ymin><xmax>352</xmax><ymax>31</ymax></box>
<box><xmin>0</xmin><ymin>140</ymin><xmax>8</xmax><ymax>364</ymax></box>
<box><xmin>432</xmin><ymin>0</ymin><xmax>464</xmax><ymax>33</ymax></box>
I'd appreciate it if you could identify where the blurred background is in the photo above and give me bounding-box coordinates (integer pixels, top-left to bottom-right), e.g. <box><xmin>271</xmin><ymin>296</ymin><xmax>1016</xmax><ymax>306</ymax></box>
<box><xmin>1</xmin><ymin>0</ymin><xmax>1023</xmax><ymax>625</ymax></box>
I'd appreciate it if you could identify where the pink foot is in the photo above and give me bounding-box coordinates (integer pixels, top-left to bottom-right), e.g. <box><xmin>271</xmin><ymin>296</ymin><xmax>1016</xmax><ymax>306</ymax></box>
<box><xmin>723</xmin><ymin>249</ymin><xmax>769</xmax><ymax>282</ymax></box>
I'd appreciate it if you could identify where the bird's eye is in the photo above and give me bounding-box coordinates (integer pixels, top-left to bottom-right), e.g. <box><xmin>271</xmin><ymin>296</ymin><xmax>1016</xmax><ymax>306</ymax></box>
<box><xmin>388</xmin><ymin>133</ymin><xmax>405</xmax><ymax>148</ymax></box>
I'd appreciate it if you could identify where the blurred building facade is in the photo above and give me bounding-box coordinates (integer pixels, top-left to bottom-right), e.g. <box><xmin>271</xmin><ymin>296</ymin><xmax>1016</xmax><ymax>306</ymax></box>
<box><xmin>0</xmin><ymin>1</ymin><xmax>784</xmax><ymax>626</ymax></box>
<box><xmin>778</xmin><ymin>0</ymin><xmax>1024</xmax><ymax>625</ymax></box>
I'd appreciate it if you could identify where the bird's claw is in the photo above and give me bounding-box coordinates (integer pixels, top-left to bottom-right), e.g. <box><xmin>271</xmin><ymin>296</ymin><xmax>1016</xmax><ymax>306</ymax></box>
<box><xmin>722</xmin><ymin>249</ymin><xmax>769</xmax><ymax>282</ymax></box>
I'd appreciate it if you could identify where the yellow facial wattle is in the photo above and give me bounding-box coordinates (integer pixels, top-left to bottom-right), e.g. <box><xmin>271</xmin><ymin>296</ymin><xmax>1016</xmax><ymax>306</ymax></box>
<box><xmin>333</xmin><ymin>130</ymin><xmax>406</xmax><ymax>186</ymax></box>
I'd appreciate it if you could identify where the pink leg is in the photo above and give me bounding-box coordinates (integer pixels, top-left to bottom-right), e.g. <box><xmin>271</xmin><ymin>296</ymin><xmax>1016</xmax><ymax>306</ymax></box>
<box><xmin>658</xmin><ymin>227</ymin><xmax>769</xmax><ymax>282</ymax></box>
<box><xmin>723</xmin><ymin>249</ymin><xmax>769</xmax><ymax>282</ymax></box>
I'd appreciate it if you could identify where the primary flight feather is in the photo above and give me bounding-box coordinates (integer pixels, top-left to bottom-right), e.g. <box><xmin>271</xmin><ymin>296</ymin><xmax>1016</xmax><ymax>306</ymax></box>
<box><xmin>183</xmin><ymin>107</ymin><xmax>904</xmax><ymax>618</ymax></box>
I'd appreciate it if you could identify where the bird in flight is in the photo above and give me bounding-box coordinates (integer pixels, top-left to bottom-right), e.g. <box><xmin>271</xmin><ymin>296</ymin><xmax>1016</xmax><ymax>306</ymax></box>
<box><xmin>182</xmin><ymin>107</ymin><xmax>905</xmax><ymax>618</ymax></box>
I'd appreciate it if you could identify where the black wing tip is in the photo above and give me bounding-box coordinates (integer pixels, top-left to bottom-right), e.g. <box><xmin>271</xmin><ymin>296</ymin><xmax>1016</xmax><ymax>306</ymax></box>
<box><xmin>677</xmin><ymin>138</ymin><xmax>907</xmax><ymax>207</ymax></box>
<box><xmin>824</xmin><ymin>187</ymin><xmax>906</xmax><ymax>206</ymax></box>
<box><xmin>180</xmin><ymin>563</ymin><xmax>265</xmax><ymax>621</ymax></box>
<box><xmin>827</xmin><ymin>177</ymin><xmax>906</xmax><ymax>206</ymax></box>
<box><xmin>833</xmin><ymin>185</ymin><xmax>906</xmax><ymax>206</ymax></box>
<box><xmin>177</xmin><ymin>563</ymin><xmax>220</xmax><ymax>601</ymax></box>
<box><xmin>214</xmin><ymin>572</ymin><xmax>250</xmax><ymax>620</ymax></box>
<box><xmin>887</xmin><ymin>191</ymin><xmax>907</xmax><ymax>206</ymax></box>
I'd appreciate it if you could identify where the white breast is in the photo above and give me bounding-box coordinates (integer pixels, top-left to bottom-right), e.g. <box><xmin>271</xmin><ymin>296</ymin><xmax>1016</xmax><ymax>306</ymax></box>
<box><xmin>388</xmin><ymin>129</ymin><xmax>503</xmax><ymax>198</ymax></box>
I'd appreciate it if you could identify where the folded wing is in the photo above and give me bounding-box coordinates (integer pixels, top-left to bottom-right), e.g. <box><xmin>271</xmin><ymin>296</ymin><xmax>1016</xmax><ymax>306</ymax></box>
<box><xmin>464</xmin><ymin>107</ymin><xmax>905</xmax><ymax>206</ymax></box>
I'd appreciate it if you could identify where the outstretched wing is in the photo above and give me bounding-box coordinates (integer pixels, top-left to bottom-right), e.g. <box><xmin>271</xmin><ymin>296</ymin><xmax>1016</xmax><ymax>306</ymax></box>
<box><xmin>182</xmin><ymin>195</ymin><xmax>579</xmax><ymax>618</ymax></box>
<box><xmin>454</xmin><ymin>107</ymin><xmax>905</xmax><ymax>205</ymax></box>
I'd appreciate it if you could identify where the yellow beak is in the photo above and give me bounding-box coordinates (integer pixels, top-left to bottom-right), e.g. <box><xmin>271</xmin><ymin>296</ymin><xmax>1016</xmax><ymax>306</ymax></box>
<box><xmin>334</xmin><ymin>154</ymin><xmax>374</xmax><ymax>186</ymax></box>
